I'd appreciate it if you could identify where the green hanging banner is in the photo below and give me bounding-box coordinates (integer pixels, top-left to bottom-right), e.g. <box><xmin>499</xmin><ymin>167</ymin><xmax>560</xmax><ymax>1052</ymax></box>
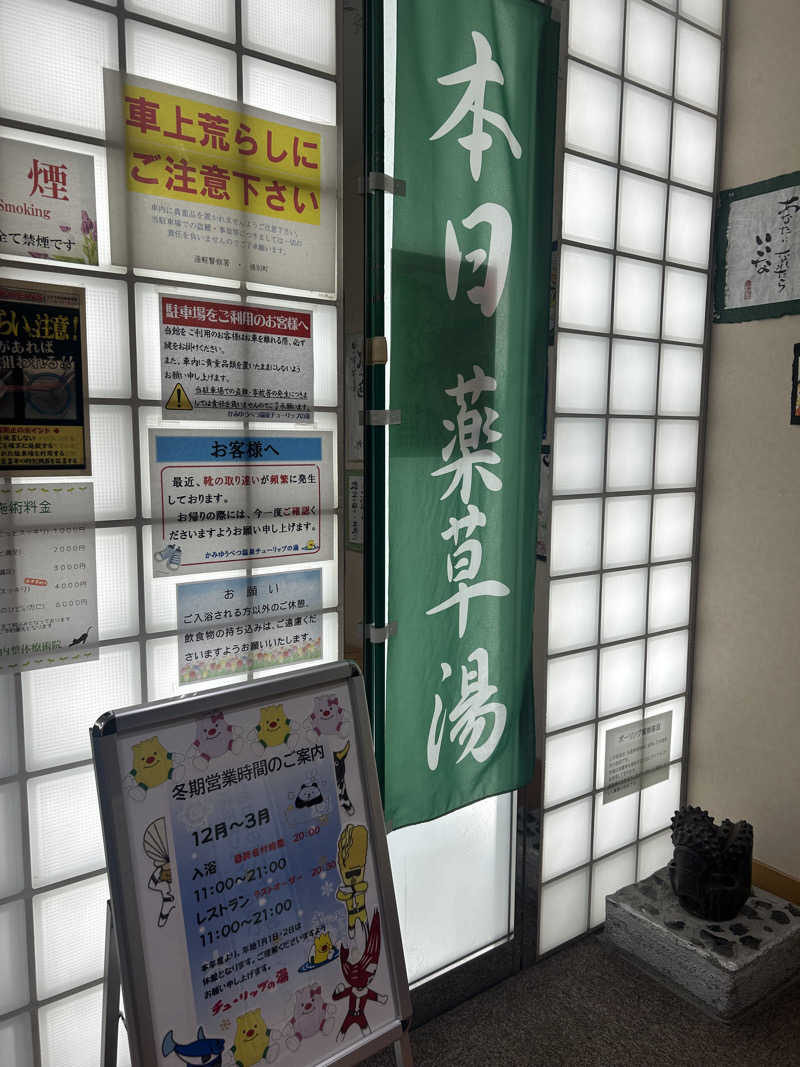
<box><xmin>384</xmin><ymin>0</ymin><xmax>558</xmax><ymax>829</ymax></box>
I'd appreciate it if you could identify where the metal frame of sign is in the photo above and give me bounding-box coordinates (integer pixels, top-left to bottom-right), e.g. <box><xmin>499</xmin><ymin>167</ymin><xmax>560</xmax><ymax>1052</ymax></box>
<box><xmin>91</xmin><ymin>661</ymin><xmax>412</xmax><ymax>1067</ymax></box>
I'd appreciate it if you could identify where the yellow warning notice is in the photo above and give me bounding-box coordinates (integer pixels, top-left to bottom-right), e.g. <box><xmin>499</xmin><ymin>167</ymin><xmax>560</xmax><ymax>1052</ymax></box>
<box><xmin>165</xmin><ymin>382</ymin><xmax>193</xmax><ymax>411</ymax></box>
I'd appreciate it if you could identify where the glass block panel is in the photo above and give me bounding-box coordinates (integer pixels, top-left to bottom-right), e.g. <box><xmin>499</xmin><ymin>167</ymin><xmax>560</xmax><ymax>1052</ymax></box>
<box><xmin>388</xmin><ymin>795</ymin><xmax>513</xmax><ymax>984</ymax></box>
<box><xmin>0</xmin><ymin>783</ymin><xmax>23</xmax><ymax>899</ymax></box>
<box><xmin>601</xmin><ymin>568</ymin><xmax>648</xmax><ymax>643</ymax></box>
<box><xmin>555</xmin><ymin>334</ymin><xmax>609</xmax><ymax>415</ymax></box>
<box><xmin>617</xmin><ymin>172</ymin><xmax>667</xmax><ymax>259</ymax></box>
<box><xmin>558</xmin><ymin>246</ymin><xmax>614</xmax><ymax>333</ymax></box>
<box><xmin>0</xmin><ymin>900</ymin><xmax>28</xmax><ymax>1013</ymax></box>
<box><xmin>639</xmin><ymin>760</ymin><xmax>682</xmax><ymax>836</ymax></box>
<box><xmin>603</xmin><ymin>495</ymin><xmax>651</xmax><ymax>568</ymax></box>
<box><xmin>548</xmin><ymin>575</ymin><xmax>600</xmax><ymax>655</ymax></box>
<box><xmin>596</xmin><ymin>708</ymin><xmax>642</xmax><ymax>789</ymax></box>
<box><xmin>243</xmin><ymin>57</ymin><xmax>337</xmax><ymax>126</ymax></box>
<box><xmin>659</xmin><ymin>345</ymin><xmax>702</xmax><ymax>416</ymax></box>
<box><xmin>675</xmin><ymin>22</ymin><xmax>721</xmax><ymax>113</ymax></box>
<box><xmin>621</xmin><ymin>85</ymin><xmax>671</xmax><ymax>178</ymax></box>
<box><xmin>539</xmin><ymin>867</ymin><xmax>590</xmax><ymax>954</ymax></box>
<box><xmin>544</xmin><ymin>724</ymin><xmax>596</xmax><ymax>809</ymax></box>
<box><xmin>0</xmin><ymin>676</ymin><xmax>17</xmax><ymax>779</ymax></box>
<box><xmin>662</xmin><ymin>267</ymin><xmax>707</xmax><ymax>344</ymax></box>
<box><xmin>671</xmin><ymin>106</ymin><xmax>717</xmax><ymax>191</ymax></box>
<box><xmin>546</xmin><ymin>650</ymin><xmax>597</xmax><ymax>732</ymax></box>
<box><xmin>562</xmin><ymin>155</ymin><xmax>617</xmax><ymax>249</ymax></box>
<box><xmin>552</xmin><ymin>417</ymin><xmax>606</xmax><ymax>495</ymax></box>
<box><xmin>39</xmin><ymin>984</ymin><xmax>104</xmax><ymax>1067</ymax></box>
<box><xmin>28</xmin><ymin>766</ymin><xmax>105</xmax><ymax>888</ymax></box>
<box><xmin>646</xmin><ymin>696</ymin><xmax>686</xmax><ymax>761</ymax></box>
<box><xmin>613</xmin><ymin>257</ymin><xmax>663</xmax><ymax>338</ymax></box>
<box><xmin>594</xmin><ymin>788</ymin><xmax>639</xmax><ymax>857</ymax></box>
<box><xmin>666</xmin><ymin>186</ymin><xmax>713</xmax><ymax>269</ymax></box>
<box><xmin>568</xmin><ymin>0</ymin><xmax>624</xmax><ymax>73</ymax></box>
<box><xmin>638</xmin><ymin>827</ymin><xmax>673</xmax><ymax>879</ymax></box>
<box><xmin>125</xmin><ymin>0</ymin><xmax>236</xmax><ymax>42</ymax></box>
<box><xmin>550</xmin><ymin>498</ymin><xmax>603</xmax><ymax>577</ymax></box>
<box><xmin>651</xmin><ymin>492</ymin><xmax>695</xmax><ymax>562</ymax></box>
<box><xmin>96</xmin><ymin>527</ymin><xmax>138</xmax><ymax>640</ymax></box>
<box><xmin>606</xmin><ymin>418</ymin><xmax>655</xmax><ymax>492</ymax></box>
<box><xmin>90</xmin><ymin>406</ymin><xmax>136</xmax><ymax>520</ymax></box>
<box><xmin>243</xmin><ymin>0</ymin><xmax>336</xmax><ymax>74</ymax></box>
<box><xmin>609</xmin><ymin>340</ymin><xmax>658</xmax><ymax>416</ymax></box>
<box><xmin>541</xmin><ymin>796</ymin><xmax>593</xmax><ymax>881</ymax></box>
<box><xmin>24</xmin><ymin>645</ymin><xmax>141</xmax><ymax>772</ymax></box>
<box><xmin>652</xmin><ymin>0</ymin><xmax>677</xmax><ymax>8</ymax></box>
<box><xmin>590</xmin><ymin>846</ymin><xmax>637</xmax><ymax>926</ymax></box>
<box><xmin>654</xmin><ymin>419</ymin><xmax>699</xmax><ymax>489</ymax></box>
<box><xmin>565</xmin><ymin>60</ymin><xmax>621</xmax><ymax>163</ymax></box>
<box><xmin>0</xmin><ymin>0</ymin><xmax>117</xmax><ymax>136</ymax></box>
<box><xmin>0</xmin><ymin>1014</ymin><xmax>33</xmax><ymax>1067</ymax></box>
<box><xmin>646</xmin><ymin>629</ymin><xmax>689</xmax><ymax>702</ymax></box>
<box><xmin>147</xmin><ymin>636</ymin><xmax>245</xmax><ymax>702</ymax></box>
<box><xmin>625</xmin><ymin>0</ymin><xmax>676</xmax><ymax>95</ymax></box>
<box><xmin>125</xmin><ymin>20</ymin><xmax>237</xmax><ymax>100</ymax></box>
<box><xmin>34</xmin><ymin>874</ymin><xmax>108</xmax><ymax>1000</ymax></box>
<box><xmin>599</xmin><ymin>639</ymin><xmax>645</xmax><ymax>716</ymax></box>
<box><xmin>679</xmin><ymin>0</ymin><xmax>723</xmax><ymax>34</ymax></box>
<box><xmin>649</xmin><ymin>561</ymin><xmax>692</xmax><ymax>632</ymax></box>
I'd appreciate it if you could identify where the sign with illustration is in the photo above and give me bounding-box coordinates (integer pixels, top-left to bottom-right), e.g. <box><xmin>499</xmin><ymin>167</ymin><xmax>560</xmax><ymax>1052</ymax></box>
<box><xmin>0</xmin><ymin>482</ymin><xmax>97</xmax><ymax>672</ymax></box>
<box><xmin>104</xmin><ymin>70</ymin><xmax>336</xmax><ymax>293</ymax></box>
<box><xmin>603</xmin><ymin>710</ymin><xmax>673</xmax><ymax>804</ymax></box>
<box><xmin>0</xmin><ymin>279</ymin><xmax>91</xmax><ymax>475</ymax></box>
<box><xmin>177</xmin><ymin>569</ymin><xmax>324</xmax><ymax>686</ymax></box>
<box><xmin>715</xmin><ymin>170</ymin><xmax>800</xmax><ymax>322</ymax></box>
<box><xmin>0</xmin><ymin>136</ymin><xmax>98</xmax><ymax>264</ymax></box>
<box><xmin>384</xmin><ymin>0</ymin><xmax>558</xmax><ymax>828</ymax></box>
<box><xmin>91</xmin><ymin>663</ymin><xmax>412</xmax><ymax>1067</ymax></box>
<box><xmin>149</xmin><ymin>428</ymin><xmax>334</xmax><ymax>577</ymax></box>
<box><xmin>159</xmin><ymin>295</ymin><xmax>314</xmax><ymax>423</ymax></box>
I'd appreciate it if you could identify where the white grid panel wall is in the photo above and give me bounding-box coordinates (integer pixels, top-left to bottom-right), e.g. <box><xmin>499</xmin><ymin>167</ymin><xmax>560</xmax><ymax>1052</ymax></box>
<box><xmin>540</xmin><ymin>0</ymin><xmax>724</xmax><ymax>954</ymax></box>
<box><xmin>0</xmin><ymin>1</ymin><xmax>340</xmax><ymax>1064</ymax></box>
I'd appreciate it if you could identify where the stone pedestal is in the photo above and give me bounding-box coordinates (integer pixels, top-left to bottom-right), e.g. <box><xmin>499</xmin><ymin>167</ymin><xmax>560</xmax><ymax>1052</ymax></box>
<box><xmin>604</xmin><ymin>866</ymin><xmax>800</xmax><ymax>1019</ymax></box>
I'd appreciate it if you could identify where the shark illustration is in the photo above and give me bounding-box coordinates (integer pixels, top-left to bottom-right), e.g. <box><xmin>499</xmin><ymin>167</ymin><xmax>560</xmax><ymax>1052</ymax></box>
<box><xmin>161</xmin><ymin>1027</ymin><xmax>225</xmax><ymax>1067</ymax></box>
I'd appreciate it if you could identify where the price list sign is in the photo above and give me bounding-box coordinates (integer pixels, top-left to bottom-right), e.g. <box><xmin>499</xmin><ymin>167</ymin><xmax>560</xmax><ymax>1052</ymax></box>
<box><xmin>92</xmin><ymin>664</ymin><xmax>411</xmax><ymax>1067</ymax></box>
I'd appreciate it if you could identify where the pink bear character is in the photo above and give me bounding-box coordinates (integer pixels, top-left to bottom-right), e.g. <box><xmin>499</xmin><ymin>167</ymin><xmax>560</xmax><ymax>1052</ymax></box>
<box><xmin>192</xmin><ymin>711</ymin><xmax>240</xmax><ymax>769</ymax></box>
<box><xmin>282</xmin><ymin>984</ymin><xmax>334</xmax><ymax>1051</ymax></box>
<box><xmin>304</xmin><ymin>694</ymin><xmax>348</xmax><ymax>739</ymax></box>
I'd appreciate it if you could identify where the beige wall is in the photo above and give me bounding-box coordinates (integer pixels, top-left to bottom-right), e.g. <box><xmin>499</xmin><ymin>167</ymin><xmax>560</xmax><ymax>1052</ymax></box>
<box><xmin>689</xmin><ymin>0</ymin><xmax>800</xmax><ymax>877</ymax></box>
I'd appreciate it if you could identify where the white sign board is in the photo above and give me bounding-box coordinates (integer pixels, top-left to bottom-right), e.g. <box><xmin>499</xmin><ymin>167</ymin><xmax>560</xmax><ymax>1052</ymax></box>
<box><xmin>0</xmin><ymin>482</ymin><xmax>97</xmax><ymax>671</ymax></box>
<box><xmin>92</xmin><ymin>664</ymin><xmax>412</xmax><ymax>1067</ymax></box>
<box><xmin>723</xmin><ymin>184</ymin><xmax>800</xmax><ymax>310</ymax></box>
<box><xmin>149</xmin><ymin>429</ymin><xmax>335</xmax><ymax>577</ymax></box>
<box><xmin>159</xmin><ymin>295</ymin><xmax>314</xmax><ymax>423</ymax></box>
<box><xmin>603</xmin><ymin>710</ymin><xmax>672</xmax><ymax>804</ymax></box>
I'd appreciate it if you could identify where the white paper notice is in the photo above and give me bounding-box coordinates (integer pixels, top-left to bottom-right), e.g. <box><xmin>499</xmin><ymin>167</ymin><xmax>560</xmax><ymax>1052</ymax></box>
<box><xmin>0</xmin><ymin>137</ymin><xmax>98</xmax><ymax>264</ymax></box>
<box><xmin>603</xmin><ymin>710</ymin><xmax>672</xmax><ymax>804</ymax></box>
<box><xmin>0</xmin><ymin>482</ymin><xmax>98</xmax><ymax>671</ymax></box>
<box><xmin>724</xmin><ymin>185</ymin><xmax>800</xmax><ymax>309</ymax></box>
<box><xmin>160</xmin><ymin>295</ymin><xmax>313</xmax><ymax>422</ymax></box>
<box><xmin>345</xmin><ymin>471</ymin><xmax>363</xmax><ymax>551</ymax></box>
<box><xmin>150</xmin><ymin>429</ymin><xmax>334</xmax><ymax>577</ymax></box>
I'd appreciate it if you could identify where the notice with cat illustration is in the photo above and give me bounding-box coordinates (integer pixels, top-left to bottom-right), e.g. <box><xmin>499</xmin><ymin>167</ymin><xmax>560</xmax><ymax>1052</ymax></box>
<box><xmin>0</xmin><ymin>481</ymin><xmax>97</xmax><ymax>672</ymax></box>
<box><xmin>93</xmin><ymin>664</ymin><xmax>411</xmax><ymax>1067</ymax></box>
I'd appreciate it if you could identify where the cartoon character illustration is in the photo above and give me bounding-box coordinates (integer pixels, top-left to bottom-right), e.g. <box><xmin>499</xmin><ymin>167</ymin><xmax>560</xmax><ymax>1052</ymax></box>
<box><xmin>162</xmin><ymin>1027</ymin><xmax>224</xmax><ymax>1067</ymax></box>
<box><xmin>281</xmin><ymin>983</ymin><xmax>335</xmax><ymax>1051</ymax></box>
<box><xmin>125</xmin><ymin>736</ymin><xmax>183</xmax><ymax>800</ymax></box>
<box><xmin>333</xmin><ymin>740</ymin><xmax>355</xmax><ymax>816</ymax></box>
<box><xmin>336</xmin><ymin>824</ymin><xmax>369</xmax><ymax>937</ymax></box>
<box><xmin>304</xmin><ymin>693</ymin><xmax>348</xmax><ymax>739</ymax></box>
<box><xmin>250</xmin><ymin>704</ymin><xmax>293</xmax><ymax>750</ymax></box>
<box><xmin>68</xmin><ymin>624</ymin><xmax>93</xmax><ymax>647</ymax></box>
<box><xmin>143</xmin><ymin>817</ymin><xmax>175</xmax><ymax>928</ymax></box>
<box><xmin>190</xmin><ymin>710</ymin><xmax>241</xmax><ymax>769</ymax></box>
<box><xmin>298</xmin><ymin>930</ymin><xmax>339</xmax><ymax>972</ymax></box>
<box><xmin>231</xmin><ymin>1009</ymin><xmax>278</xmax><ymax>1066</ymax></box>
<box><xmin>333</xmin><ymin>910</ymin><xmax>388</xmax><ymax>1042</ymax></box>
<box><xmin>286</xmin><ymin>780</ymin><xmax>332</xmax><ymax>824</ymax></box>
